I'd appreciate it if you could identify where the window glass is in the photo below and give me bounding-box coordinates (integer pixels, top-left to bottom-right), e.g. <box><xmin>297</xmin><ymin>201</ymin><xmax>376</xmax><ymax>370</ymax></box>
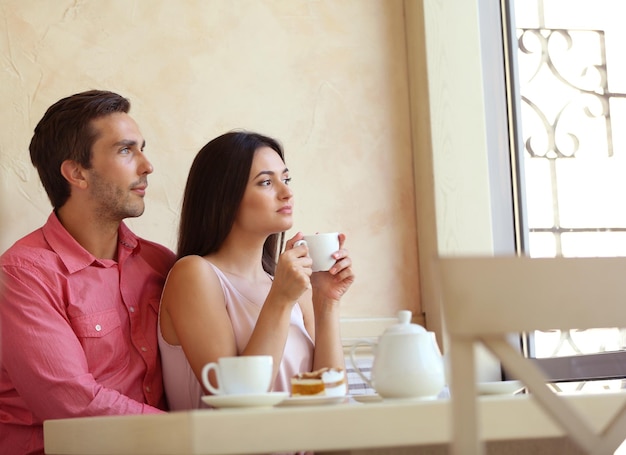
<box><xmin>511</xmin><ymin>0</ymin><xmax>626</xmax><ymax>391</ymax></box>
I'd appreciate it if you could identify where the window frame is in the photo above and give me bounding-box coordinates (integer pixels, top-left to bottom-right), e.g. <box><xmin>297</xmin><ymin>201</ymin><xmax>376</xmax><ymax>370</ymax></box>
<box><xmin>406</xmin><ymin>0</ymin><xmax>518</xmax><ymax>382</ymax></box>
<box><xmin>409</xmin><ymin>0</ymin><xmax>626</xmax><ymax>383</ymax></box>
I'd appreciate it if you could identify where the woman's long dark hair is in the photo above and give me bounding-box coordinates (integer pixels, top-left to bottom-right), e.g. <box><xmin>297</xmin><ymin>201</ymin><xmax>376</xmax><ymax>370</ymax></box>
<box><xmin>177</xmin><ymin>131</ymin><xmax>286</xmax><ymax>275</ymax></box>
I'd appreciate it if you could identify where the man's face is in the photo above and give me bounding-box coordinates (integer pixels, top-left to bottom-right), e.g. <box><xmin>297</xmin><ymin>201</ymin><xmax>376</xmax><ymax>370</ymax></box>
<box><xmin>84</xmin><ymin>112</ymin><xmax>153</xmax><ymax>222</ymax></box>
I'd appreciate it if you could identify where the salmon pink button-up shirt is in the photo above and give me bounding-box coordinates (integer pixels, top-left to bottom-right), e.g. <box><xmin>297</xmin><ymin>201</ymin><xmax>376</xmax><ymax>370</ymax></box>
<box><xmin>0</xmin><ymin>213</ymin><xmax>176</xmax><ymax>455</ymax></box>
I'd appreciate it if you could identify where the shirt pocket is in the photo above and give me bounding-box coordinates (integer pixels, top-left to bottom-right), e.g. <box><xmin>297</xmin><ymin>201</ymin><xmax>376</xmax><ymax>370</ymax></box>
<box><xmin>71</xmin><ymin>308</ymin><xmax>128</xmax><ymax>378</ymax></box>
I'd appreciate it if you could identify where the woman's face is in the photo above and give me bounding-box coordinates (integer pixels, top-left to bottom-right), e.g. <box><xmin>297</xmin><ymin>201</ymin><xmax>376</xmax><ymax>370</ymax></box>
<box><xmin>234</xmin><ymin>146</ymin><xmax>293</xmax><ymax>235</ymax></box>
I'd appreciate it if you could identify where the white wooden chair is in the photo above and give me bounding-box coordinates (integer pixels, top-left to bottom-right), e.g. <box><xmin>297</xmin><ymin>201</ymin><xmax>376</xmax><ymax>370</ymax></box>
<box><xmin>436</xmin><ymin>255</ymin><xmax>626</xmax><ymax>455</ymax></box>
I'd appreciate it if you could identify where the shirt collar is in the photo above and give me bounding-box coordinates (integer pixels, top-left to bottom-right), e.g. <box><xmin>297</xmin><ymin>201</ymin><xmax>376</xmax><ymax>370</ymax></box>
<box><xmin>117</xmin><ymin>220</ymin><xmax>140</xmax><ymax>261</ymax></box>
<box><xmin>42</xmin><ymin>212</ymin><xmax>140</xmax><ymax>274</ymax></box>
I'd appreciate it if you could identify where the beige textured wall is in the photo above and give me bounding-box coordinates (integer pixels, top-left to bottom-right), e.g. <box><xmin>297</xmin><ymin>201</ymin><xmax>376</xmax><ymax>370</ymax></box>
<box><xmin>0</xmin><ymin>0</ymin><xmax>419</xmax><ymax>320</ymax></box>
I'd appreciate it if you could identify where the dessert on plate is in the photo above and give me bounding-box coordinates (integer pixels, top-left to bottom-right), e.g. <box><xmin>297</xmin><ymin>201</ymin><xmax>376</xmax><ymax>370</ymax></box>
<box><xmin>291</xmin><ymin>367</ymin><xmax>347</xmax><ymax>397</ymax></box>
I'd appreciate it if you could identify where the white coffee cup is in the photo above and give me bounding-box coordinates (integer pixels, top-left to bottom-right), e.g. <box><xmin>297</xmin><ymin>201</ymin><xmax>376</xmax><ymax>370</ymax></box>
<box><xmin>201</xmin><ymin>355</ymin><xmax>273</xmax><ymax>395</ymax></box>
<box><xmin>295</xmin><ymin>232</ymin><xmax>340</xmax><ymax>272</ymax></box>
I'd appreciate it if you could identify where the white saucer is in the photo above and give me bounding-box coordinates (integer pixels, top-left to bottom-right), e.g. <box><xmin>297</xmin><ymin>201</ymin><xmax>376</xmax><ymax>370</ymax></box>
<box><xmin>381</xmin><ymin>395</ymin><xmax>440</xmax><ymax>402</ymax></box>
<box><xmin>277</xmin><ymin>395</ymin><xmax>348</xmax><ymax>407</ymax></box>
<box><xmin>201</xmin><ymin>392</ymin><xmax>289</xmax><ymax>409</ymax></box>
<box><xmin>351</xmin><ymin>393</ymin><xmax>443</xmax><ymax>403</ymax></box>
<box><xmin>350</xmin><ymin>393</ymin><xmax>383</xmax><ymax>404</ymax></box>
<box><xmin>477</xmin><ymin>380</ymin><xmax>524</xmax><ymax>395</ymax></box>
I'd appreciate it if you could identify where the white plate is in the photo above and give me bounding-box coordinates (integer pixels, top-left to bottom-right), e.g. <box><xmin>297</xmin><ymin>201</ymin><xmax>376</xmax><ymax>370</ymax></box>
<box><xmin>201</xmin><ymin>392</ymin><xmax>289</xmax><ymax>409</ymax></box>
<box><xmin>477</xmin><ymin>380</ymin><xmax>524</xmax><ymax>395</ymax></box>
<box><xmin>277</xmin><ymin>395</ymin><xmax>348</xmax><ymax>407</ymax></box>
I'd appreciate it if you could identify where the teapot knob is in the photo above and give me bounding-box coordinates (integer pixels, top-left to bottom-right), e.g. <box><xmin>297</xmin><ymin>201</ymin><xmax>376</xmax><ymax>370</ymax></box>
<box><xmin>384</xmin><ymin>310</ymin><xmax>425</xmax><ymax>335</ymax></box>
<box><xmin>397</xmin><ymin>310</ymin><xmax>412</xmax><ymax>324</ymax></box>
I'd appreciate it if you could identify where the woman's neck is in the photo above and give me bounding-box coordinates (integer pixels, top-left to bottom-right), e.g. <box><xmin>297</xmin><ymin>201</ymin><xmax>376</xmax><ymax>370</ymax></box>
<box><xmin>207</xmin><ymin>239</ymin><xmax>268</xmax><ymax>282</ymax></box>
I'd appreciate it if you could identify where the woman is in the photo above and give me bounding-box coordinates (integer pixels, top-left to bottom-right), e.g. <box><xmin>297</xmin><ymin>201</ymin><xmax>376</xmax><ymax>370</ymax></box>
<box><xmin>158</xmin><ymin>131</ymin><xmax>355</xmax><ymax>410</ymax></box>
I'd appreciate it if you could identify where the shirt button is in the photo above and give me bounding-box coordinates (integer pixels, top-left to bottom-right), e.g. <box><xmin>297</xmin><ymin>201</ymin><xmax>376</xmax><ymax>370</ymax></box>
<box><xmin>95</xmin><ymin>324</ymin><xmax>102</xmax><ymax>331</ymax></box>
<box><xmin>129</xmin><ymin>306</ymin><xmax>135</xmax><ymax>313</ymax></box>
<box><xmin>141</xmin><ymin>346</ymin><xmax>148</xmax><ymax>352</ymax></box>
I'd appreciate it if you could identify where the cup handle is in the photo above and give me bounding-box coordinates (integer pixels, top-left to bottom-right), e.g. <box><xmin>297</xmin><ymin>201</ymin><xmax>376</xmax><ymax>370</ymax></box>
<box><xmin>349</xmin><ymin>339</ymin><xmax>375</xmax><ymax>389</ymax></box>
<box><xmin>201</xmin><ymin>362</ymin><xmax>222</xmax><ymax>395</ymax></box>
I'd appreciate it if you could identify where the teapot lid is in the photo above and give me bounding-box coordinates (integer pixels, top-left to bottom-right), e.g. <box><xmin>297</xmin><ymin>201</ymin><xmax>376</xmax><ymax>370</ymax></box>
<box><xmin>384</xmin><ymin>310</ymin><xmax>427</xmax><ymax>335</ymax></box>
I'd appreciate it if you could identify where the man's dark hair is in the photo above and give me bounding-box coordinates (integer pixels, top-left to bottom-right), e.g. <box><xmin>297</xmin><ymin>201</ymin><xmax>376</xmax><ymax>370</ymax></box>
<box><xmin>29</xmin><ymin>90</ymin><xmax>131</xmax><ymax>209</ymax></box>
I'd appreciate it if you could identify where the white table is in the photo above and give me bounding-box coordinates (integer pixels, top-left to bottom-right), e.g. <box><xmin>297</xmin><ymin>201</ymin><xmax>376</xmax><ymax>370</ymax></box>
<box><xmin>44</xmin><ymin>392</ymin><xmax>626</xmax><ymax>455</ymax></box>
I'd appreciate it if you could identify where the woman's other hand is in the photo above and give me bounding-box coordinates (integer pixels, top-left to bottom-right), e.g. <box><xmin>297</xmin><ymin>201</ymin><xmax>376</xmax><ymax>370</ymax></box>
<box><xmin>310</xmin><ymin>233</ymin><xmax>355</xmax><ymax>302</ymax></box>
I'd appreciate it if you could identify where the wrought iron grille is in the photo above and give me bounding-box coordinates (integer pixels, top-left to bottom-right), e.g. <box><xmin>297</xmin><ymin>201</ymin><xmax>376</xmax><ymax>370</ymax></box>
<box><xmin>515</xmin><ymin>21</ymin><xmax>626</xmax><ymax>390</ymax></box>
<box><xmin>518</xmin><ymin>27</ymin><xmax>626</xmax><ymax>253</ymax></box>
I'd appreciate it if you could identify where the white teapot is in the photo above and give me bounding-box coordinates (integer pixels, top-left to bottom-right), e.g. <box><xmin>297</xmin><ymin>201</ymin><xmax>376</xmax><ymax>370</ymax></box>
<box><xmin>349</xmin><ymin>310</ymin><xmax>445</xmax><ymax>399</ymax></box>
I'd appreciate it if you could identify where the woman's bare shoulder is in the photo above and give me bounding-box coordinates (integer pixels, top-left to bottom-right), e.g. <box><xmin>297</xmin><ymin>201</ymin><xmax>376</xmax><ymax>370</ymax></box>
<box><xmin>169</xmin><ymin>254</ymin><xmax>209</xmax><ymax>272</ymax></box>
<box><xmin>166</xmin><ymin>255</ymin><xmax>218</xmax><ymax>285</ymax></box>
<box><xmin>162</xmin><ymin>255</ymin><xmax>224</xmax><ymax>312</ymax></box>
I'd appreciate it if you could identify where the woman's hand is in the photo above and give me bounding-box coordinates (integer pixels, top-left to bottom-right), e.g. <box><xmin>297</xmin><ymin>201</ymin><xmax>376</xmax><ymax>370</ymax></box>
<box><xmin>270</xmin><ymin>233</ymin><xmax>313</xmax><ymax>303</ymax></box>
<box><xmin>310</xmin><ymin>233</ymin><xmax>355</xmax><ymax>302</ymax></box>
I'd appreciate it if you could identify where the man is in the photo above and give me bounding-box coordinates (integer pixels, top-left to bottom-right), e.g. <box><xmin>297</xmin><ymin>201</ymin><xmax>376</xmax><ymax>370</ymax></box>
<box><xmin>0</xmin><ymin>90</ymin><xmax>176</xmax><ymax>454</ymax></box>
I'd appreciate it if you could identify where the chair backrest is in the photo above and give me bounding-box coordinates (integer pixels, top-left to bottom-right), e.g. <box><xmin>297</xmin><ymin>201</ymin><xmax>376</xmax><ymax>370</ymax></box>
<box><xmin>438</xmin><ymin>255</ymin><xmax>626</xmax><ymax>336</ymax></box>
<box><xmin>437</xmin><ymin>255</ymin><xmax>626</xmax><ymax>455</ymax></box>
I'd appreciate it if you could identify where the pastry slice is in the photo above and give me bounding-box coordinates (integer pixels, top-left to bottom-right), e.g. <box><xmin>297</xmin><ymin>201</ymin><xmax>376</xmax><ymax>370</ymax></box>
<box><xmin>291</xmin><ymin>367</ymin><xmax>347</xmax><ymax>397</ymax></box>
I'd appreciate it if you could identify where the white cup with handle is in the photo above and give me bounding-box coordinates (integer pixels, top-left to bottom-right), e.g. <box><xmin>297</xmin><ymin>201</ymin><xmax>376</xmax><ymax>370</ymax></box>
<box><xmin>201</xmin><ymin>355</ymin><xmax>273</xmax><ymax>395</ymax></box>
<box><xmin>295</xmin><ymin>232</ymin><xmax>340</xmax><ymax>272</ymax></box>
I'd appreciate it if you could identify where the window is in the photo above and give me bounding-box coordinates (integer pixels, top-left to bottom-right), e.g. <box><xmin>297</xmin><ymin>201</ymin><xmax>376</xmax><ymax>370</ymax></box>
<box><xmin>506</xmin><ymin>0</ymin><xmax>626</xmax><ymax>390</ymax></box>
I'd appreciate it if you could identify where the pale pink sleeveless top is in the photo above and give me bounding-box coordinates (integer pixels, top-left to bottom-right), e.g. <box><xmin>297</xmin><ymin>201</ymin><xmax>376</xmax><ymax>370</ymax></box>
<box><xmin>159</xmin><ymin>261</ymin><xmax>314</xmax><ymax>411</ymax></box>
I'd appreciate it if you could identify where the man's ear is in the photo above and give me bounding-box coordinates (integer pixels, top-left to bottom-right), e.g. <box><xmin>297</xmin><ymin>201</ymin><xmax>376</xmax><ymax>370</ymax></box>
<box><xmin>60</xmin><ymin>160</ymin><xmax>88</xmax><ymax>189</ymax></box>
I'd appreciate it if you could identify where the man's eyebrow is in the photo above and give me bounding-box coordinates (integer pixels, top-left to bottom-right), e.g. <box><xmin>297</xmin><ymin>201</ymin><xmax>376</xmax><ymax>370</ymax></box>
<box><xmin>253</xmin><ymin>167</ymin><xmax>289</xmax><ymax>179</ymax></box>
<box><xmin>113</xmin><ymin>139</ymin><xmax>146</xmax><ymax>149</ymax></box>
